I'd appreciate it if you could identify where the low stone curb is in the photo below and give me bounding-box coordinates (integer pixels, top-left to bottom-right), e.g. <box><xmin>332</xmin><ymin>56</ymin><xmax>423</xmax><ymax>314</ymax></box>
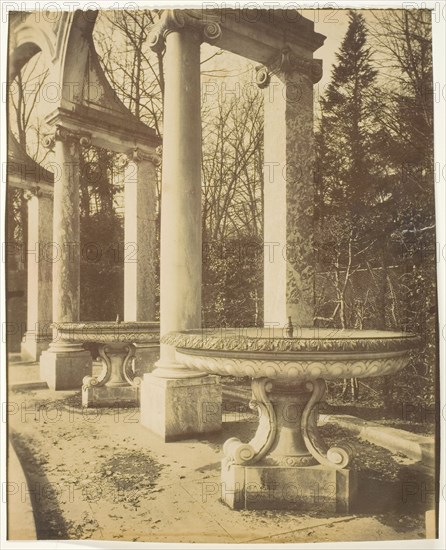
<box><xmin>10</xmin><ymin>381</ymin><xmax>48</xmax><ymax>391</ymax></box>
<box><xmin>8</xmin><ymin>442</ymin><xmax>38</xmax><ymax>540</ymax></box>
<box><xmin>319</xmin><ymin>414</ymin><xmax>434</xmax><ymax>471</ymax></box>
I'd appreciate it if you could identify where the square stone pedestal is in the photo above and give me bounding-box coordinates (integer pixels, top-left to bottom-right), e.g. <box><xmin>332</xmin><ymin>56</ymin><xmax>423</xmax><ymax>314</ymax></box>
<box><xmin>21</xmin><ymin>335</ymin><xmax>50</xmax><ymax>362</ymax></box>
<box><xmin>140</xmin><ymin>374</ymin><xmax>222</xmax><ymax>441</ymax></box>
<box><xmin>82</xmin><ymin>384</ymin><xmax>139</xmax><ymax>408</ymax></box>
<box><xmin>221</xmin><ymin>462</ymin><xmax>357</xmax><ymax>513</ymax></box>
<box><xmin>40</xmin><ymin>348</ymin><xmax>92</xmax><ymax>390</ymax></box>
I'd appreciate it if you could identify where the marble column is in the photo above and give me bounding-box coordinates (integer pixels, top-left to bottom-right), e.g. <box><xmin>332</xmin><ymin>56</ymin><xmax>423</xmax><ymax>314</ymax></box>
<box><xmin>123</xmin><ymin>149</ymin><xmax>160</xmax><ymax>376</ymax></box>
<box><xmin>123</xmin><ymin>149</ymin><xmax>158</xmax><ymax>323</ymax></box>
<box><xmin>259</xmin><ymin>50</ymin><xmax>322</xmax><ymax>329</ymax></box>
<box><xmin>39</xmin><ymin>126</ymin><xmax>92</xmax><ymax>390</ymax></box>
<box><xmin>140</xmin><ymin>10</ymin><xmax>222</xmax><ymax>441</ymax></box>
<box><xmin>21</xmin><ymin>188</ymin><xmax>53</xmax><ymax>361</ymax></box>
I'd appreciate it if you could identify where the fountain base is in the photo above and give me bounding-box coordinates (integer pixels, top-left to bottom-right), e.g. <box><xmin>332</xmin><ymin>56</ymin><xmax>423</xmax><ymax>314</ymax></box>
<box><xmin>221</xmin><ymin>462</ymin><xmax>357</xmax><ymax>512</ymax></box>
<box><xmin>220</xmin><ymin>378</ymin><xmax>358</xmax><ymax>511</ymax></box>
<box><xmin>82</xmin><ymin>384</ymin><xmax>139</xmax><ymax>408</ymax></box>
<box><xmin>82</xmin><ymin>342</ymin><xmax>141</xmax><ymax>408</ymax></box>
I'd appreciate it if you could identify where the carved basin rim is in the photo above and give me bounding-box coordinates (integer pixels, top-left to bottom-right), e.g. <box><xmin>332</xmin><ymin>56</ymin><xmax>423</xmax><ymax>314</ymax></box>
<box><xmin>162</xmin><ymin>327</ymin><xmax>421</xmax><ymax>354</ymax></box>
<box><xmin>52</xmin><ymin>321</ymin><xmax>160</xmax><ymax>344</ymax></box>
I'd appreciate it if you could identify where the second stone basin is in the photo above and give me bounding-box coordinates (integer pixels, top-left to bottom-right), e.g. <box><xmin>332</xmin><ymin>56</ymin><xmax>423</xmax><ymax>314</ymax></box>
<box><xmin>162</xmin><ymin>326</ymin><xmax>420</xmax><ymax>382</ymax></box>
<box><xmin>52</xmin><ymin>321</ymin><xmax>160</xmax><ymax>407</ymax></box>
<box><xmin>53</xmin><ymin>321</ymin><xmax>160</xmax><ymax>344</ymax></box>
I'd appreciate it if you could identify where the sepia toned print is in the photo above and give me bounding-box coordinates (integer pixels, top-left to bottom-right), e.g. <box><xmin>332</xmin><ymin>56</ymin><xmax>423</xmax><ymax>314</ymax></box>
<box><xmin>4</xmin><ymin>3</ymin><xmax>441</xmax><ymax>545</ymax></box>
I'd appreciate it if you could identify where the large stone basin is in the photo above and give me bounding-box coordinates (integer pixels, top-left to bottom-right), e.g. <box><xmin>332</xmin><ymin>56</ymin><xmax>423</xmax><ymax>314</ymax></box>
<box><xmin>163</xmin><ymin>326</ymin><xmax>420</xmax><ymax>512</ymax></box>
<box><xmin>162</xmin><ymin>327</ymin><xmax>419</xmax><ymax>381</ymax></box>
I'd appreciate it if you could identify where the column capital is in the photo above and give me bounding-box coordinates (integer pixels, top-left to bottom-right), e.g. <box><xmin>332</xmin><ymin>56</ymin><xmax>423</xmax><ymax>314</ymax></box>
<box><xmin>149</xmin><ymin>9</ymin><xmax>222</xmax><ymax>53</ymax></box>
<box><xmin>256</xmin><ymin>47</ymin><xmax>323</xmax><ymax>88</ymax></box>
<box><xmin>42</xmin><ymin>125</ymin><xmax>91</xmax><ymax>150</ymax></box>
<box><xmin>23</xmin><ymin>185</ymin><xmax>53</xmax><ymax>201</ymax></box>
<box><xmin>120</xmin><ymin>147</ymin><xmax>161</xmax><ymax>168</ymax></box>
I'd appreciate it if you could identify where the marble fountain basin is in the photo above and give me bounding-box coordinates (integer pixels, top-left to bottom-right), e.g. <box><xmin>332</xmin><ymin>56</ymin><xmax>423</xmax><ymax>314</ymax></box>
<box><xmin>162</xmin><ymin>326</ymin><xmax>420</xmax><ymax>382</ymax></box>
<box><xmin>53</xmin><ymin>321</ymin><xmax>160</xmax><ymax>345</ymax></box>
<box><xmin>53</xmin><ymin>321</ymin><xmax>160</xmax><ymax>406</ymax></box>
<box><xmin>163</xmin><ymin>326</ymin><xmax>420</xmax><ymax>513</ymax></box>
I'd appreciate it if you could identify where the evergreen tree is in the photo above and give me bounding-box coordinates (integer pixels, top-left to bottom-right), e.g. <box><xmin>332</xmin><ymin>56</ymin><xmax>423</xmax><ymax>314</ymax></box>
<box><xmin>315</xmin><ymin>11</ymin><xmax>382</xmax><ymax>400</ymax></box>
<box><xmin>319</xmin><ymin>11</ymin><xmax>380</xmax><ymax>212</ymax></box>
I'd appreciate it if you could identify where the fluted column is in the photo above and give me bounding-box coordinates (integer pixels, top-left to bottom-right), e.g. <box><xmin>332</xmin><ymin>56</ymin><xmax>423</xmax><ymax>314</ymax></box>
<box><xmin>123</xmin><ymin>148</ymin><xmax>159</xmax><ymax>322</ymax></box>
<box><xmin>21</xmin><ymin>187</ymin><xmax>53</xmax><ymax>361</ymax></box>
<box><xmin>258</xmin><ymin>49</ymin><xmax>322</xmax><ymax>328</ymax></box>
<box><xmin>140</xmin><ymin>10</ymin><xmax>222</xmax><ymax>440</ymax></box>
<box><xmin>39</xmin><ymin>125</ymin><xmax>92</xmax><ymax>390</ymax></box>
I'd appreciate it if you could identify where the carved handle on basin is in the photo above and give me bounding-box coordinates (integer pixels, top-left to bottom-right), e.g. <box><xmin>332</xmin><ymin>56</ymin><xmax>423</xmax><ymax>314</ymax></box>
<box><xmin>223</xmin><ymin>378</ymin><xmax>276</xmax><ymax>466</ymax></box>
<box><xmin>301</xmin><ymin>379</ymin><xmax>353</xmax><ymax>470</ymax></box>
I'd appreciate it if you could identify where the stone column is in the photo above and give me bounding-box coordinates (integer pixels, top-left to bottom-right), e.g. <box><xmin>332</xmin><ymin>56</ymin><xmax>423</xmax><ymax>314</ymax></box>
<box><xmin>21</xmin><ymin>188</ymin><xmax>53</xmax><ymax>361</ymax></box>
<box><xmin>39</xmin><ymin>126</ymin><xmax>92</xmax><ymax>390</ymax></box>
<box><xmin>259</xmin><ymin>50</ymin><xmax>322</xmax><ymax>329</ymax></box>
<box><xmin>140</xmin><ymin>10</ymin><xmax>222</xmax><ymax>441</ymax></box>
<box><xmin>123</xmin><ymin>148</ymin><xmax>160</xmax><ymax>376</ymax></box>
<box><xmin>123</xmin><ymin>149</ymin><xmax>158</xmax><ymax>322</ymax></box>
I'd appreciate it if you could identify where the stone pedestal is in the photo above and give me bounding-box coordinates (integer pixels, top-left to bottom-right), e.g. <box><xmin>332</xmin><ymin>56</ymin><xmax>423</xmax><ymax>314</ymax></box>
<box><xmin>83</xmin><ymin>385</ymin><xmax>139</xmax><ymax>408</ymax></box>
<box><xmin>220</xmin><ymin>377</ymin><xmax>356</xmax><ymax>511</ymax></box>
<box><xmin>40</xmin><ymin>342</ymin><xmax>92</xmax><ymax>391</ymax></box>
<box><xmin>21</xmin><ymin>336</ymin><xmax>51</xmax><ymax>363</ymax></box>
<box><xmin>21</xmin><ymin>190</ymin><xmax>53</xmax><ymax>361</ymax></box>
<box><xmin>221</xmin><ymin>462</ymin><xmax>357</xmax><ymax>512</ymax></box>
<box><xmin>82</xmin><ymin>342</ymin><xmax>140</xmax><ymax>408</ymax></box>
<box><xmin>140</xmin><ymin>374</ymin><xmax>222</xmax><ymax>441</ymax></box>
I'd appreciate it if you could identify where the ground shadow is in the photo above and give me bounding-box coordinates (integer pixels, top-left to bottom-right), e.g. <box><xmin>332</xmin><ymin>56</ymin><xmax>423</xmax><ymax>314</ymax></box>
<box><xmin>10</xmin><ymin>431</ymin><xmax>73</xmax><ymax>539</ymax></box>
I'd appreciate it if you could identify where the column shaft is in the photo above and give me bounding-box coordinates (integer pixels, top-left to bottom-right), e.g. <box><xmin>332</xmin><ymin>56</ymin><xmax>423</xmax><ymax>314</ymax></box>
<box><xmin>124</xmin><ymin>158</ymin><xmax>157</xmax><ymax>322</ymax></box>
<box><xmin>21</xmin><ymin>193</ymin><xmax>53</xmax><ymax>360</ymax></box>
<box><xmin>264</xmin><ymin>70</ymin><xmax>315</xmax><ymax>327</ymax></box>
<box><xmin>52</xmin><ymin>137</ymin><xmax>81</xmax><ymax>323</ymax></box>
<box><xmin>156</xmin><ymin>29</ymin><xmax>203</xmax><ymax>373</ymax></box>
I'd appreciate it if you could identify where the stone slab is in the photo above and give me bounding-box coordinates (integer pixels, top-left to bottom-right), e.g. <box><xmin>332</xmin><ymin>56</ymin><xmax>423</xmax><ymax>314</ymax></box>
<box><xmin>40</xmin><ymin>349</ymin><xmax>92</xmax><ymax>391</ymax></box>
<box><xmin>140</xmin><ymin>374</ymin><xmax>222</xmax><ymax>441</ymax></box>
<box><xmin>82</xmin><ymin>384</ymin><xmax>139</xmax><ymax>408</ymax></box>
<box><xmin>221</xmin><ymin>462</ymin><xmax>357</xmax><ymax>513</ymax></box>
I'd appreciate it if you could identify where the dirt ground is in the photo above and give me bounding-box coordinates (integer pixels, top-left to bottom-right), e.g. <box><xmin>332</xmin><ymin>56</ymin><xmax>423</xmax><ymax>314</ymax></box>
<box><xmin>7</xmin><ymin>377</ymin><xmax>435</xmax><ymax>543</ymax></box>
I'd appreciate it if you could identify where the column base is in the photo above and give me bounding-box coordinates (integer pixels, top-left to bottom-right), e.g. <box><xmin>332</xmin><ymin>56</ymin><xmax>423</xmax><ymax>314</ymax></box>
<box><xmin>21</xmin><ymin>334</ymin><xmax>50</xmax><ymax>362</ymax></box>
<box><xmin>40</xmin><ymin>347</ymin><xmax>92</xmax><ymax>391</ymax></box>
<box><xmin>221</xmin><ymin>461</ymin><xmax>357</xmax><ymax>512</ymax></box>
<box><xmin>140</xmin><ymin>373</ymin><xmax>222</xmax><ymax>441</ymax></box>
<box><xmin>82</xmin><ymin>384</ymin><xmax>139</xmax><ymax>408</ymax></box>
